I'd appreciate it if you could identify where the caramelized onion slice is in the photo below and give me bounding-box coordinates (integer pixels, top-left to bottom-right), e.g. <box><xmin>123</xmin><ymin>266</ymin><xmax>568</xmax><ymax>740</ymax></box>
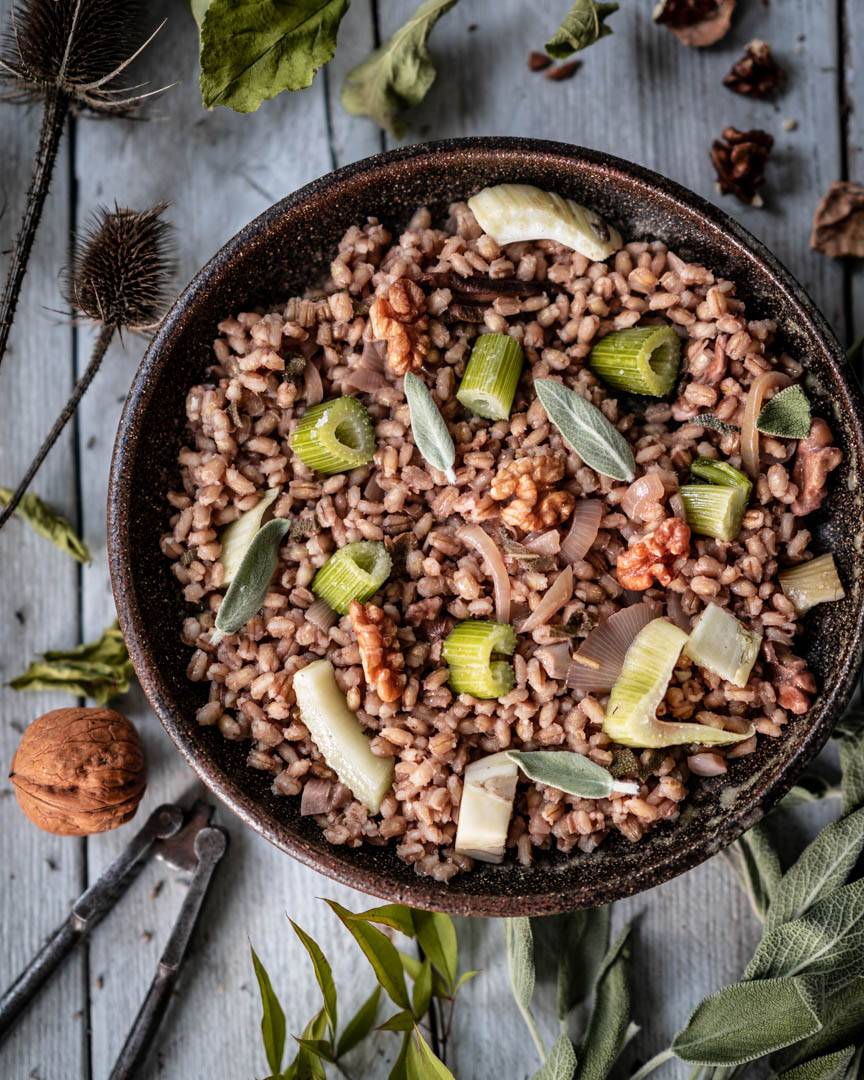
<box><xmin>566</xmin><ymin>602</ymin><xmax>657</xmax><ymax>692</ymax></box>
<box><xmin>535</xmin><ymin>642</ymin><xmax>571</xmax><ymax>679</ymax></box>
<box><xmin>303</xmin><ymin>361</ymin><xmax>324</xmax><ymax>405</ymax></box>
<box><xmin>458</xmin><ymin>525</ymin><xmax>511</xmax><ymax>624</ymax></box>
<box><xmin>522</xmin><ymin>566</ymin><xmax>574</xmax><ymax>633</ymax></box>
<box><xmin>524</xmin><ymin>529</ymin><xmax>561</xmax><ymax>556</ymax></box>
<box><xmin>741</xmin><ymin>370</ymin><xmax>790</xmax><ymax>479</ymax></box>
<box><xmin>561</xmin><ymin>499</ymin><xmax>603</xmax><ymax>563</ymax></box>
<box><xmin>621</xmin><ymin>473</ymin><xmax>666</xmax><ymax>520</ymax></box>
<box><xmin>306</xmin><ymin>597</ymin><xmax>339</xmax><ymax>632</ymax></box>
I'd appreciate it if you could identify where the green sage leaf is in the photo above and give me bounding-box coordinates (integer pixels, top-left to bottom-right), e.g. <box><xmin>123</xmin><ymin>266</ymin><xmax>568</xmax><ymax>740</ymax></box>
<box><xmin>672</xmin><ymin>976</ymin><xmax>822</xmax><ymax>1065</ymax></box>
<box><xmin>531</xmin><ymin>1033</ymin><xmax>577</xmax><ymax>1080</ymax></box>
<box><xmin>340</xmin><ymin>0</ymin><xmax>459</xmax><ymax>137</ymax></box>
<box><xmin>546</xmin><ymin>0</ymin><xmax>619</xmax><ymax>59</ymax></box>
<box><xmin>691</xmin><ymin>414</ymin><xmax>741</xmax><ymax>435</ymax></box>
<box><xmin>507</xmin><ymin>750</ymin><xmax>637</xmax><ymax>800</ymax></box>
<box><xmin>198</xmin><ymin>0</ymin><xmax>351</xmax><ymax>113</ymax></box>
<box><xmin>779</xmin><ymin>1046</ymin><xmax>857</xmax><ymax>1080</ymax></box>
<box><xmin>336</xmin><ymin>986</ymin><xmax>380</xmax><ymax>1057</ymax></box>
<box><xmin>404</xmin><ymin>373</ymin><xmax>456</xmax><ymax>484</ymax></box>
<box><xmin>575</xmin><ymin>925</ymin><xmax>634</xmax><ymax>1080</ymax></box>
<box><xmin>534</xmin><ymin>379</ymin><xmax>635</xmax><ymax>482</ymax></box>
<box><xmin>219</xmin><ymin>487</ymin><xmax>279</xmax><ymax>584</ymax></box>
<box><xmin>756</xmin><ymin>385</ymin><xmax>812</xmax><ymax>439</ymax></box>
<box><xmin>559</xmin><ymin>906</ymin><xmax>610</xmax><ymax>1018</ymax></box>
<box><xmin>724</xmin><ymin>821</ymin><xmax>782</xmax><ymax>921</ymax></box>
<box><xmin>0</xmin><ymin>488</ymin><xmax>90</xmax><ymax>563</ymax></box>
<box><xmin>10</xmin><ymin>623</ymin><xmax>133</xmax><ymax>704</ymax></box>
<box><xmin>213</xmin><ymin>517</ymin><xmax>291</xmax><ymax>640</ymax></box>
<box><xmin>289</xmin><ymin>919</ymin><xmax>338</xmax><ymax>1039</ymax></box>
<box><xmin>765</xmin><ymin>807</ymin><xmax>864</xmax><ymax>930</ymax></box>
<box><xmin>411</xmin><ymin>910</ymin><xmax>458</xmax><ymax>991</ymax></box>
<box><xmin>835</xmin><ymin>710</ymin><xmax>864</xmax><ymax>814</ymax></box>
<box><xmin>404</xmin><ymin>1025</ymin><xmax>456</xmax><ymax>1079</ymax></box>
<box><xmin>771</xmin><ymin>976</ymin><xmax>864</xmax><ymax>1072</ymax></box>
<box><xmin>504</xmin><ymin>917</ymin><xmax>535</xmax><ymax>1013</ymax></box>
<box><xmin>250</xmin><ymin>946</ymin><xmax>287</xmax><ymax>1076</ymax></box>
<box><xmin>411</xmin><ymin>958</ymin><xmax>433</xmax><ymax>1021</ymax></box>
<box><xmin>326</xmin><ymin>900</ymin><xmax>410</xmax><ymax>1009</ymax></box>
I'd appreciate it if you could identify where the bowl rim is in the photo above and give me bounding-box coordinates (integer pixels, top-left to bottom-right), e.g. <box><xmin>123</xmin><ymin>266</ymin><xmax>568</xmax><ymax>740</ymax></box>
<box><xmin>108</xmin><ymin>136</ymin><xmax>864</xmax><ymax>916</ymax></box>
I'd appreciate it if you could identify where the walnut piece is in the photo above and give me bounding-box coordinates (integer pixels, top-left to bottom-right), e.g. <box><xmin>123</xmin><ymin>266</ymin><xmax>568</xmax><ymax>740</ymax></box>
<box><xmin>810</xmin><ymin>181</ymin><xmax>864</xmax><ymax>259</ymax></box>
<box><xmin>349</xmin><ymin>600</ymin><xmax>406</xmax><ymax>704</ymax></box>
<box><xmin>653</xmin><ymin>0</ymin><xmax>736</xmax><ymax>47</ymax></box>
<box><xmin>10</xmin><ymin>707</ymin><xmax>146</xmax><ymax>836</ymax></box>
<box><xmin>369</xmin><ymin>279</ymin><xmax>429</xmax><ymax>375</ymax></box>
<box><xmin>490</xmin><ymin>454</ymin><xmax>576</xmax><ymax>533</ymax></box>
<box><xmin>791</xmin><ymin>418</ymin><xmax>842</xmax><ymax>516</ymax></box>
<box><xmin>616</xmin><ymin>517</ymin><xmax>691</xmax><ymax>590</ymax></box>
<box><xmin>723</xmin><ymin>40</ymin><xmax>785</xmax><ymax>99</ymax></box>
<box><xmin>710</xmin><ymin>127</ymin><xmax>774</xmax><ymax>207</ymax></box>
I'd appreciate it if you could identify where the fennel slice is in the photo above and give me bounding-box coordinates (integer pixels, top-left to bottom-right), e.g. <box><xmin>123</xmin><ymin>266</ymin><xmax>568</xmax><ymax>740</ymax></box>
<box><xmin>454</xmin><ymin>751</ymin><xmax>518</xmax><ymax>863</ymax></box>
<box><xmin>219</xmin><ymin>488</ymin><xmax>280</xmax><ymax>585</ymax></box>
<box><xmin>684</xmin><ymin>603</ymin><xmax>762</xmax><ymax>688</ymax></box>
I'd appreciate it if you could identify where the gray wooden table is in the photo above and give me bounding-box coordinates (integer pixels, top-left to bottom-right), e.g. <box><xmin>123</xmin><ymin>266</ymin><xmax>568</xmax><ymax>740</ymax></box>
<box><xmin>1</xmin><ymin>2</ymin><xmax>862</xmax><ymax>1078</ymax></box>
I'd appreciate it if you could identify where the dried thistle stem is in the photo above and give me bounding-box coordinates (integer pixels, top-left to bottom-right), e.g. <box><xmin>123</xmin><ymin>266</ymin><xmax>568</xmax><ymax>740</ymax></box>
<box><xmin>0</xmin><ymin>323</ymin><xmax>114</xmax><ymax>532</ymax></box>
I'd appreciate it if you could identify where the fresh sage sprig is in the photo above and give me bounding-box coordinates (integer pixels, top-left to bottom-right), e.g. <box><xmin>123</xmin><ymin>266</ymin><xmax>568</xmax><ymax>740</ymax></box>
<box><xmin>10</xmin><ymin>622</ymin><xmax>133</xmax><ymax>704</ymax></box>
<box><xmin>506</xmin><ymin>751</ymin><xmax>639</xmax><ymax>799</ymax></box>
<box><xmin>545</xmin><ymin>0</ymin><xmax>619</xmax><ymax>60</ymax></box>
<box><xmin>534</xmin><ymin>379</ymin><xmax>635</xmax><ymax>482</ymax></box>
<box><xmin>403</xmin><ymin>372</ymin><xmax>457</xmax><ymax>484</ymax></box>
<box><xmin>756</xmin><ymin>384</ymin><xmax>812</xmax><ymax>439</ymax></box>
<box><xmin>213</xmin><ymin>517</ymin><xmax>291</xmax><ymax>642</ymax></box>
<box><xmin>0</xmin><ymin>487</ymin><xmax>90</xmax><ymax>563</ymax></box>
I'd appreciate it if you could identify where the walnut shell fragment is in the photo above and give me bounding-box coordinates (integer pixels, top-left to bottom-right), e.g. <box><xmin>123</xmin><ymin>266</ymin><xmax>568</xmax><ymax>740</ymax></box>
<box><xmin>810</xmin><ymin>181</ymin><xmax>864</xmax><ymax>259</ymax></box>
<box><xmin>10</xmin><ymin>707</ymin><xmax>146</xmax><ymax>835</ymax></box>
<box><xmin>653</xmin><ymin>0</ymin><xmax>736</xmax><ymax>48</ymax></box>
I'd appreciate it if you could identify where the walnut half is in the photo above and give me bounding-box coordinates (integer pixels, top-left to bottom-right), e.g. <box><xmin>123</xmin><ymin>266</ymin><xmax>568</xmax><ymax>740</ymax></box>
<box><xmin>369</xmin><ymin>279</ymin><xmax>430</xmax><ymax>376</ymax></box>
<box><xmin>349</xmin><ymin>601</ymin><xmax>407</xmax><ymax>703</ymax></box>
<box><xmin>490</xmin><ymin>454</ymin><xmax>576</xmax><ymax>533</ymax></box>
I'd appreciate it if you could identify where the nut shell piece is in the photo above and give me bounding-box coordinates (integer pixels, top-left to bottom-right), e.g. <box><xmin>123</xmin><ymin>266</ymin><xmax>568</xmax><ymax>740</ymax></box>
<box><xmin>10</xmin><ymin>707</ymin><xmax>146</xmax><ymax>836</ymax></box>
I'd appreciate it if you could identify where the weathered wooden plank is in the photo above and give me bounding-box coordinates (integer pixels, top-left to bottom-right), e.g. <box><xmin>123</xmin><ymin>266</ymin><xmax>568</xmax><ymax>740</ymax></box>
<box><xmin>845</xmin><ymin>0</ymin><xmax>864</xmax><ymax>348</ymax></box>
<box><xmin>0</xmin><ymin>0</ymin><xmax>87</xmax><ymax>1071</ymax></box>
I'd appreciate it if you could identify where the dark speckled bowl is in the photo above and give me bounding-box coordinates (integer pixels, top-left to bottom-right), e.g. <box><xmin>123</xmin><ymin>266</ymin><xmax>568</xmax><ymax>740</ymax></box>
<box><xmin>108</xmin><ymin>138</ymin><xmax>864</xmax><ymax>916</ymax></box>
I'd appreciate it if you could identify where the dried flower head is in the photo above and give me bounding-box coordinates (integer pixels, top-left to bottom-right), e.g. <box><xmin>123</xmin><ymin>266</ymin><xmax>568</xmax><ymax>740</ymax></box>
<box><xmin>710</xmin><ymin>127</ymin><xmax>774</xmax><ymax>207</ymax></box>
<box><xmin>723</xmin><ymin>40</ymin><xmax>786</xmax><ymax>99</ymax></box>
<box><xmin>0</xmin><ymin>0</ymin><xmax>164</xmax><ymax>113</ymax></box>
<box><xmin>65</xmin><ymin>203</ymin><xmax>175</xmax><ymax>331</ymax></box>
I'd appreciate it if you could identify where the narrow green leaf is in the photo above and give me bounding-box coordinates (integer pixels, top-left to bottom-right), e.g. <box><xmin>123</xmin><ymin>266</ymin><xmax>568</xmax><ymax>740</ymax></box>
<box><xmin>756</xmin><ymin>385</ymin><xmax>812</xmax><ymax>439</ymax></box>
<box><xmin>411</xmin><ymin>958</ymin><xmax>433</xmax><ymax>1021</ymax></box>
<box><xmin>388</xmin><ymin>1031</ymin><xmax>411</xmax><ymax>1080</ymax></box>
<box><xmin>379</xmin><ymin>1009</ymin><xmax>415</xmax><ymax>1032</ymax></box>
<box><xmin>672</xmin><ymin>976</ymin><xmax>821</xmax><ymax>1066</ymax></box>
<box><xmin>0</xmin><ymin>488</ymin><xmax>90</xmax><ymax>562</ymax></box>
<box><xmin>779</xmin><ymin>1046</ymin><xmax>857</xmax><ymax>1080</ymax></box>
<box><xmin>341</xmin><ymin>0</ymin><xmax>459</xmax><ymax>137</ymax></box>
<box><xmin>289</xmin><ymin>919</ymin><xmax>338</xmax><ymax>1038</ymax></box>
<box><xmin>411</xmin><ymin>910</ymin><xmax>458</xmax><ymax>991</ymax></box>
<box><xmin>10</xmin><ymin>623</ymin><xmax>133</xmax><ymax>704</ymax></box>
<box><xmin>530</xmin><ymin>1033</ymin><xmax>577</xmax><ymax>1080</ymax></box>
<box><xmin>545</xmin><ymin>0</ymin><xmax>619</xmax><ymax>59</ymax></box>
<box><xmin>504</xmin><ymin>917</ymin><xmax>535</xmax><ymax>1012</ymax></box>
<box><xmin>835</xmin><ymin>711</ymin><xmax>864</xmax><ymax>814</ymax></box>
<box><xmin>354</xmin><ymin>904</ymin><xmax>417</xmax><ymax>937</ymax></box>
<box><xmin>771</xmin><ymin>976</ymin><xmax>864</xmax><ymax>1072</ymax></box>
<box><xmin>213</xmin><ymin>517</ymin><xmax>291</xmax><ymax>639</ymax></box>
<box><xmin>404</xmin><ymin>1026</ymin><xmax>457</xmax><ymax>1079</ymax></box>
<box><xmin>724</xmin><ymin>822</ymin><xmax>782</xmax><ymax>921</ymax></box>
<box><xmin>250</xmin><ymin>946</ymin><xmax>287</xmax><ymax>1076</ymax></box>
<box><xmin>404</xmin><ymin>373</ymin><xmax>456</xmax><ymax>483</ymax></box>
<box><xmin>199</xmin><ymin>0</ymin><xmax>351</xmax><ymax>113</ymax></box>
<box><xmin>336</xmin><ymin>986</ymin><xmax>380</xmax><ymax>1058</ymax></box>
<box><xmin>533</xmin><ymin>906</ymin><xmax>610</xmax><ymax>1019</ymax></box>
<box><xmin>766</xmin><ymin>807</ymin><xmax>864</xmax><ymax>929</ymax></box>
<box><xmin>575</xmin><ymin>926</ymin><xmax>633</xmax><ymax>1080</ymax></box>
<box><xmin>293</xmin><ymin>1038</ymin><xmax>336</xmax><ymax>1064</ymax></box>
<box><xmin>534</xmin><ymin>379</ymin><xmax>635</xmax><ymax>482</ymax></box>
<box><xmin>293</xmin><ymin>1008</ymin><xmax>329</xmax><ymax>1080</ymax></box>
<box><xmin>327</xmin><ymin>900</ymin><xmax>410</xmax><ymax>1008</ymax></box>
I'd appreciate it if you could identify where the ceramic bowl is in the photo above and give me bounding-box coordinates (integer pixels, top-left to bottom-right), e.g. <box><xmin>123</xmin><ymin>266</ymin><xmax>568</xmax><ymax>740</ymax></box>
<box><xmin>108</xmin><ymin>137</ymin><xmax>864</xmax><ymax>915</ymax></box>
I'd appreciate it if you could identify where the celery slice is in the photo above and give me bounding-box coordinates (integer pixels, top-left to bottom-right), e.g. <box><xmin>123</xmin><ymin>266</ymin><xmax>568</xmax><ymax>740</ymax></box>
<box><xmin>454</xmin><ymin>751</ymin><xmax>518</xmax><ymax>863</ymax></box>
<box><xmin>680</xmin><ymin>484</ymin><xmax>748</xmax><ymax>542</ymax></box>
<box><xmin>219</xmin><ymin>487</ymin><xmax>279</xmax><ymax>584</ymax></box>
<box><xmin>779</xmin><ymin>554</ymin><xmax>845</xmax><ymax>614</ymax></box>
<box><xmin>292</xmin><ymin>659</ymin><xmax>394</xmax><ymax>813</ymax></box>
<box><xmin>604</xmin><ymin>618</ymin><xmax>754</xmax><ymax>748</ymax></box>
<box><xmin>456</xmin><ymin>333</ymin><xmax>524</xmax><ymax>421</ymax></box>
<box><xmin>311</xmin><ymin>541</ymin><xmax>391</xmax><ymax>614</ymax></box>
<box><xmin>684</xmin><ymin>603</ymin><xmax>762</xmax><ymax>688</ymax></box>
<box><xmin>444</xmin><ymin>620</ymin><xmax>517</xmax><ymax>699</ymax></box>
<box><xmin>589</xmin><ymin>325</ymin><xmax>681</xmax><ymax>398</ymax></box>
<box><xmin>467</xmin><ymin>183</ymin><xmax>622</xmax><ymax>262</ymax></box>
<box><xmin>290</xmin><ymin>397</ymin><xmax>375</xmax><ymax>475</ymax></box>
<box><xmin>690</xmin><ymin>458</ymin><xmax>752</xmax><ymax>493</ymax></box>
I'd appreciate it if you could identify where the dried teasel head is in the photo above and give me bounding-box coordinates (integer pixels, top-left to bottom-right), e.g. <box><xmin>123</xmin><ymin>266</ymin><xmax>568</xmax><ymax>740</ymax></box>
<box><xmin>0</xmin><ymin>0</ymin><xmax>166</xmax><ymax>113</ymax></box>
<box><xmin>65</xmin><ymin>203</ymin><xmax>176</xmax><ymax>332</ymax></box>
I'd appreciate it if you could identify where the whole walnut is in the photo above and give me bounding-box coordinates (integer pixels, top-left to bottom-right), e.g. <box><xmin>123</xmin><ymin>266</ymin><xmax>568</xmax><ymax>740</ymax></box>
<box><xmin>10</xmin><ymin>707</ymin><xmax>146</xmax><ymax>836</ymax></box>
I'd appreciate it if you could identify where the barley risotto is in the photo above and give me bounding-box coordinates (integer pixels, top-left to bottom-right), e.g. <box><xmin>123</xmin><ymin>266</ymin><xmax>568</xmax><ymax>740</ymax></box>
<box><xmin>162</xmin><ymin>183</ymin><xmax>845</xmax><ymax>882</ymax></box>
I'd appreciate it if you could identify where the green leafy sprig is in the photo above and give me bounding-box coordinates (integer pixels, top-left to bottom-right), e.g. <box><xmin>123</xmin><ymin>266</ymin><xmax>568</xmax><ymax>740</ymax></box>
<box><xmin>10</xmin><ymin>623</ymin><xmax>133</xmax><ymax>704</ymax></box>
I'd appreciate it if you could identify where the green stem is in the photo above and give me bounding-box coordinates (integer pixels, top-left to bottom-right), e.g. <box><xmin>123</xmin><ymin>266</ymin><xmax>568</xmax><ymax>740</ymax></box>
<box><xmin>630</xmin><ymin>1047</ymin><xmax>676</xmax><ymax>1080</ymax></box>
<box><xmin>519</xmin><ymin>1004</ymin><xmax>546</xmax><ymax>1066</ymax></box>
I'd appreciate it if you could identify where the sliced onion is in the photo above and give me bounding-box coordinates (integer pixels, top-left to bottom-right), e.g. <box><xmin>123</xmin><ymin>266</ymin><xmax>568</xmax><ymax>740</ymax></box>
<box><xmin>300</xmin><ymin>778</ymin><xmax>333</xmax><ymax>816</ymax></box>
<box><xmin>345</xmin><ymin>340</ymin><xmax>387</xmax><ymax>392</ymax></box>
<box><xmin>665</xmin><ymin>590</ymin><xmax>692</xmax><ymax>633</ymax></box>
<box><xmin>458</xmin><ymin>524</ymin><xmax>511</xmax><ymax>624</ymax></box>
<box><xmin>345</xmin><ymin>366</ymin><xmax>386</xmax><ymax>393</ymax></box>
<box><xmin>522</xmin><ymin>566</ymin><xmax>574</xmax><ymax>633</ymax></box>
<box><xmin>687</xmin><ymin>753</ymin><xmax>728</xmax><ymax>777</ymax></box>
<box><xmin>566</xmin><ymin>602</ymin><xmax>657</xmax><ymax>692</ymax></box>
<box><xmin>535</xmin><ymin>642</ymin><xmax>572</xmax><ymax>679</ymax></box>
<box><xmin>741</xmin><ymin>370</ymin><xmax>790</xmax><ymax>479</ymax></box>
<box><xmin>303</xmin><ymin>361</ymin><xmax>324</xmax><ymax>405</ymax></box>
<box><xmin>560</xmin><ymin>499</ymin><xmax>603</xmax><ymax>563</ymax></box>
<box><xmin>524</xmin><ymin>530</ymin><xmax>560</xmax><ymax>556</ymax></box>
<box><xmin>621</xmin><ymin>473</ymin><xmax>665</xmax><ymax>520</ymax></box>
<box><xmin>306</xmin><ymin>597</ymin><xmax>338</xmax><ymax>632</ymax></box>
<box><xmin>364</xmin><ymin>474</ymin><xmax>384</xmax><ymax>501</ymax></box>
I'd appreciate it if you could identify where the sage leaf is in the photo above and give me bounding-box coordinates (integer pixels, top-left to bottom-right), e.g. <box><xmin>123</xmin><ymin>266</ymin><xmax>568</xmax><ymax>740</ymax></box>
<box><xmin>411</xmin><ymin>910</ymin><xmax>458</xmax><ymax>990</ymax></box>
<box><xmin>534</xmin><ymin>379</ymin><xmax>635</xmax><ymax>482</ymax></box>
<box><xmin>403</xmin><ymin>373</ymin><xmax>456</xmax><ymax>483</ymax></box>
<box><xmin>326</xmin><ymin>900</ymin><xmax>410</xmax><ymax>1009</ymax></box>
<box><xmin>213</xmin><ymin>517</ymin><xmax>291</xmax><ymax>641</ymax></box>
<box><xmin>404</xmin><ymin>1025</ymin><xmax>456</xmax><ymax>1079</ymax></box>
<box><xmin>724</xmin><ymin>821</ymin><xmax>782</xmax><ymax>921</ymax></box>
<box><xmin>341</xmin><ymin>0</ymin><xmax>459</xmax><ymax>137</ymax></box>
<box><xmin>354</xmin><ymin>903</ymin><xmax>417</xmax><ymax>937</ymax></box>
<box><xmin>531</xmin><ymin>910</ymin><xmax>589</xmax><ymax>1020</ymax></box>
<box><xmin>530</xmin><ymin>1033</ymin><xmax>577</xmax><ymax>1080</ymax></box>
<box><xmin>745</xmin><ymin>879</ymin><xmax>864</xmax><ymax>1000</ymax></box>
<box><xmin>756</xmin><ymin>385</ymin><xmax>812</xmax><ymax>439</ymax></box>
<box><xmin>219</xmin><ymin>487</ymin><xmax>279</xmax><ymax>584</ymax></box>
<box><xmin>558</xmin><ymin>906</ymin><xmax>610</xmax><ymax>1018</ymax></box>
<box><xmin>10</xmin><ymin>623</ymin><xmax>133</xmax><ymax>704</ymax></box>
<box><xmin>289</xmin><ymin>919</ymin><xmax>338</xmax><ymax>1039</ymax></box>
<box><xmin>765</xmin><ymin>807</ymin><xmax>864</xmax><ymax>930</ymax></box>
<box><xmin>250</xmin><ymin>946</ymin><xmax>286</xmax><ymax>1076</ymax></box>
<box><xmin>336</xmin><ymin>987</ymin><xmax>380</xmax><ymax>1057</ymax></box>
<box><xmin>507</xmin><ymin>750</ymin><xmax>638</xmax><ymax>800</ymax></box>
<box><xmin>672</xmin><ymin>976</ymin><xmax>822</xmax><ymax>1065</ymax></box>
<box><xmin>197</xmin><ymin>0</ymin><xmax>351</xmax><ymax>112</ymax></box>
<box><xmin>778</xmin><ymin>1046</ymin><xmax>857</xmax><ymax>1080</ymax></box>
<box><xmin>575</xmin><ymin>926</ymin><xmax>633</xmax><ymax>1080</ymax></box>
<box><xmin>835</xmin><ymin>710</ymin><xmax>864</xmax><ymax>814</ymax></box>
<box><xmin>546</xmin><ymin>0</ymin><xmax>619</xmax><ymax>59</ymax></box>
<box><xmin>691</xmin><ymin>414</ymin><xmax>741</xmax><ymax>435</ymax></box>
<box><xmin>505</xmin><ymin>917</ymin><xmax>546</xmax><ymax>1064</ymax></box>
<box><xmin>0</xmin><ymin>488</ymin><xmax>90</xmax><ymax>563</ymax></box>
<box><xmin>411</xmin><ymin>958</ymin><xmax>433</xmax><ymax>1020</ymax></box>
<box><xmin>772</xmin><ymin>977</ymin><xmax>864</xmax><ymax>1076</ymax></box>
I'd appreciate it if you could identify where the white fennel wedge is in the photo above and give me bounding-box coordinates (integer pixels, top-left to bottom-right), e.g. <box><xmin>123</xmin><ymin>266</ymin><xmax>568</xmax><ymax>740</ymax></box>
<box><xmin>684</xmin><ymin>603</ymin><xmax>762</xmax><ymax>688</ymax></box>
<box><xmin>603</xmin><ymin>619</ymin><xmax>754</xmax><ymax>749</ymax></box>
<box><xmin>219</xmin><ymin>488</ymin><xmax>279</xmax><ymax>584</ymax></box>
<box><xmin>467</xmin><ymin>183</ymin><xmax>622</xmax><ymax>262</ymax></box>
<box><xmin>292</xmin><ymin>659</ymin><xmax>394</xmax><ymax>813</ymax></box>
<box><xmin>454</xmin><ymin>752</ymin><xmax>518</xmax><ymax>864</ymax></box>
